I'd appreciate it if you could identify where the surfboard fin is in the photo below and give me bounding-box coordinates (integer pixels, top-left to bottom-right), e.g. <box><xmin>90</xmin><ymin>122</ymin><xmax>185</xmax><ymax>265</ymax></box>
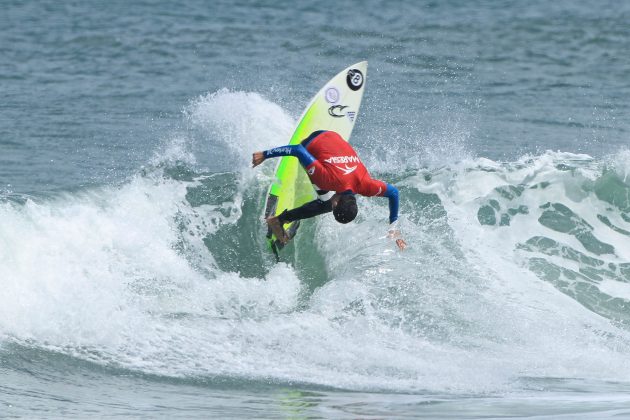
<box><xmin>268</xmin><ymin>238</ymin><xmax>280</xmax><ymax>262</ymax></box>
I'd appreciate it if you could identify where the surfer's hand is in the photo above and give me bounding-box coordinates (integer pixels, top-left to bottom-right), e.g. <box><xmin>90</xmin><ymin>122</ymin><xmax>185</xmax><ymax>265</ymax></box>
<box><xmin>252</xmin><ymin>152</ymin><xmax>265</xmax><ymax>167</ymax></box>
<box><xmin>388</xmin><ymin>224</ymin><xmax>406</xmax><ymax>251</ymax></box>
<box><xmin>389</xmin><ymin>229</ymin><xmax>407</xmax><ymax>251</ymax></box>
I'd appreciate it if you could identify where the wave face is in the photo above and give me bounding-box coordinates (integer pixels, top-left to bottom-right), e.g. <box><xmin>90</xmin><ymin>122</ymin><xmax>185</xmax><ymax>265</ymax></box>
<box><xmin>2</xmin><ymin>91</ymin><xmax>630</xmax><ymax>399</ymax></box>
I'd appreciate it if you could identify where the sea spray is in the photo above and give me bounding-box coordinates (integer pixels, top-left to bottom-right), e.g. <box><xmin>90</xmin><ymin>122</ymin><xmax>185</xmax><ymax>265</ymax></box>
<box><xmin>2</xmin><ymin>92</ymin><xmax>630</xmax><ymax>394</ymax></box>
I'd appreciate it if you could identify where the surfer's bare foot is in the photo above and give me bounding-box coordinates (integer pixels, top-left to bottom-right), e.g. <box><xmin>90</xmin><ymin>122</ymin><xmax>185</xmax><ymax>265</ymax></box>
<box><xmin>266</xmin><ymin>216</ymin><xmax>289</xmax><ymax>244</ymax></box>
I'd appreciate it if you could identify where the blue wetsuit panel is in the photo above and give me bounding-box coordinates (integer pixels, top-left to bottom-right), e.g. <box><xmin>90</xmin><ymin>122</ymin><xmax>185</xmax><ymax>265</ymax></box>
<box><xmin>263</xmin><ymin>144</ymin><xmax>315</xmax><ymax>167</ymax></box>
<box><xmin>383</xmin><ymin>184</ymin><xmax>399</xmax><ymax>224</ymax></box>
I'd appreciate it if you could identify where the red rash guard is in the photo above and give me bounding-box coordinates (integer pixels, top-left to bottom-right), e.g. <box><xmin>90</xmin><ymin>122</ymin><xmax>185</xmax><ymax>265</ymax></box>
<box><xmin>304</xmin><ymin>131</ymin><xmax>387</xmax><ymax>197</ymax></box>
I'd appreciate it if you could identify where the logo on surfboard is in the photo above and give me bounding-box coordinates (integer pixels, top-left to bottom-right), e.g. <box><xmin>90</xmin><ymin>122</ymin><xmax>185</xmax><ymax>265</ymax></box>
<box><xmin>324</xmin><ymin>87</ymin><xmax>339</xmax><ymax>104</ymax></box>
<box><xmin>346</xmin><ymin>69</ymin><xmax>364</xmax><ymax>91</ymax></box>
<box><xmin>328</xmin><ymin>105</ymin><xmax>348</xmax><ymax>118</ymax></box>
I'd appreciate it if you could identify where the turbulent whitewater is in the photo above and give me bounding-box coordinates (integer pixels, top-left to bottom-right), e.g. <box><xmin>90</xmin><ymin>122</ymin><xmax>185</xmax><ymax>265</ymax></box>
<box><xmin>3</xmin><ymin>1</ymin><xmax>630</xmax><ymax>414</ymax></box>
<box><xmin>2</xmin><ymin>92</ymin><xmax>630</xmax><ymax>405</ymax></box>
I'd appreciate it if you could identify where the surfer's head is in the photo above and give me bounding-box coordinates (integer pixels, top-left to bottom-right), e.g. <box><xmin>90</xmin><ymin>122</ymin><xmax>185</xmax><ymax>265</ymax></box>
<box><xmin>333</xmin><ymin>194</ymin><xmax>357</xmax><ymax>224</ymax></box>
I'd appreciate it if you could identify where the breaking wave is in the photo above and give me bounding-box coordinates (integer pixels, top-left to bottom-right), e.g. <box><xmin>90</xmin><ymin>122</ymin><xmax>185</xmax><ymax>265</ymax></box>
<box><xmin>2</xmin><ymin>91</ymin><xmax>630</xmax><ymax>394</ymax></box>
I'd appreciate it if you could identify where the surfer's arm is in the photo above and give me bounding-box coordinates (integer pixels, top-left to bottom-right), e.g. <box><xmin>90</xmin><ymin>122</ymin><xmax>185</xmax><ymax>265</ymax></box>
<box><xmin>252</xmin><ymin>145</ymin><xmax>316</xmax><ymax>167</ymax></box>
<box><xmin>359</xmin><ymin>180</ymin><xmax>401</xmax><ymax>224</ymax></box>
<box><xmin>383</xmin><ymin>184</ymin><xmax>400</xmax><ymax>224</ymax></box>
<box><xmin>383</xmin><ymin>184</ymin><xmax>406</xmax><ymax>251</ymax></box>
<box><xmin>359</xmin><ymin>179</ymin><xmax>406</xmax><ymax>249</ymax></box>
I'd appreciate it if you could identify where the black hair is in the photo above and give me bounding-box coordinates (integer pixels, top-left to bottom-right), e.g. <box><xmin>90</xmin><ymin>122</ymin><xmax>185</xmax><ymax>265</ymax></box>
<box><xmin>333</xmin><ymin>194</ymin><xmax>357</xmax><ymax>224</ymax></box>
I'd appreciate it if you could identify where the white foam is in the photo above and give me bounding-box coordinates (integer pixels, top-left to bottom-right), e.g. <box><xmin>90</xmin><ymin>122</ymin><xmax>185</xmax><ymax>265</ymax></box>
<box><xmin>149</xmin><ymin>136</ymin><xmax>197</xmax><ymax>167</ymax></box>
<box><xmin>408</xmin><ymin>152</ymin><xmax>630</xmax><ymax>382</ymax></box>
<box><xmin>598</xmin><ymin>280</ymin><xmax>630</xmax><ymax>301</ymax></box>
<box><xmin>185</xmin><ymin>89</ymin><xmax>295</xmax><ymax>171</ymax></box>
<box><xmin>605</xmin><ymin>148</ymin><xmax>630</xmax><ymax>183</ymax></box>
<box><xmin>3</xmin><ymin>94</ymin><xmax>630</xmax><ymax>396</ymax></box>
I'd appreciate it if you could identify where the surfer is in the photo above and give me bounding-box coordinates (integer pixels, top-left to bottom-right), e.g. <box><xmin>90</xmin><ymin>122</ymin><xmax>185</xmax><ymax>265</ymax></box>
<box><xmin>252</xmin><ymin>130</ymin><xmax>406</xmax><ymax>250</ymax></box>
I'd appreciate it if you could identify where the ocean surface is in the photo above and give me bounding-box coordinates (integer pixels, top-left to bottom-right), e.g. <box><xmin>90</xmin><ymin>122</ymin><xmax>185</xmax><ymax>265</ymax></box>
<box><xmin>2</xmin><ymin>0</ymin><xmax>630</xmax><ymax>418</ymax></box>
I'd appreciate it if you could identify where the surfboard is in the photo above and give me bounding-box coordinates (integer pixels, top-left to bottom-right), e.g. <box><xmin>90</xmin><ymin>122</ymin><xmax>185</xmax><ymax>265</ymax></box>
<box><xmin>263</xmin><ymin>61</ymin><xmax>368</xmax><ymax>257</ymax></box>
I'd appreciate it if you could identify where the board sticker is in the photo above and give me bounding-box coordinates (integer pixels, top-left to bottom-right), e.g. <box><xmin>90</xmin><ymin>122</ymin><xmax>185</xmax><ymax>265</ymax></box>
<box><xmin>346</xmin><ymin>69</ymin><xmax>364</xmax><ymax>91</ymax></box>
<box><xmin>328</xmin><ymin>105</ymin><xmax>348</xmax><ymax>118</ymax></box>
<box><xmin>325</xmin><ymin>87</ymin><xmax>340</xmax><ymax>104</ymax></box>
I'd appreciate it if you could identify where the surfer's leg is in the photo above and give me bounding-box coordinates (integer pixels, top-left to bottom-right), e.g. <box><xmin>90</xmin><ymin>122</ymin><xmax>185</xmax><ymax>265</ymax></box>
<box><xmin>267</xmin><ymin>194</ymin><xmax>332</xmax><ymax>244</ymax></box>
<box><xmin>278</xmin><ymin>198</ymin><xmax>333</xmax><ymax>224</ymax></box>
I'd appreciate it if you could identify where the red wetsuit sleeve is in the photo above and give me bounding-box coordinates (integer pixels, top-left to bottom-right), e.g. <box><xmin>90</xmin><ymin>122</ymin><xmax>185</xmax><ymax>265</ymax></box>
<box><xmin>357</xmin><ymin>177</ymin><xmax>387</xmax><ymax>197</ymax></box>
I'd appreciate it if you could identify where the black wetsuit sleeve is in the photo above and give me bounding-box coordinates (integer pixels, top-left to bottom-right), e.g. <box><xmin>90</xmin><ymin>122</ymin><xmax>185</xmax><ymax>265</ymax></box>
<box><xmin>278</xmin><ymin>199</ymin><xmax>333</xmax><ymax>224</ymax></box>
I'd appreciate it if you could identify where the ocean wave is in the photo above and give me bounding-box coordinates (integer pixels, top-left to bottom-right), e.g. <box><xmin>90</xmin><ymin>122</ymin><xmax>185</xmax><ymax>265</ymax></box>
<box><xmin>2</xmin><ymin>91</ymin><xmax>630</xmax><ymax>393</ymax></box>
